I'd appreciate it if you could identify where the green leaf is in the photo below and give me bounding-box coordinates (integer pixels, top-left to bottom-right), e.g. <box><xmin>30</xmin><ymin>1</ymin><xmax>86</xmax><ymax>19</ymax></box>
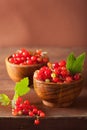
<box><xmin>0</xmin><ymin>94</ymin><xmax>10</xmax><ymax>106</ymax></box>
<box><xmin>66</xmin><ymin>52</ymin><xmax>76</xmax><ymax>73</ymax></box>
<box><xmin>66</xmin><ymin>52</ymin><xmax>86</xmax><ymax>75</ymax></box>
<box><xmin>72</xmin><ymin>52</ymin><xmax>86</xmax><ymax>74</ymax></box>
<box><xmin>13</xmin><ymin>77</ymin><xmax>30</xmax><ymax>101</ymax></box>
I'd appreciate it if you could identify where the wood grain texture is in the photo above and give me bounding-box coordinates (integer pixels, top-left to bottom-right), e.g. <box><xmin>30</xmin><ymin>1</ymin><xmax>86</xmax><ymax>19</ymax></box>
<box><xmin>0</xmin><ymin>46</ymin><xmax>87</xmax><ymax>130</ymax></box>
<box><xmin>34</xmin><ymin>77</ymin><xmax>83</xmax><ymax>107</ymax></box>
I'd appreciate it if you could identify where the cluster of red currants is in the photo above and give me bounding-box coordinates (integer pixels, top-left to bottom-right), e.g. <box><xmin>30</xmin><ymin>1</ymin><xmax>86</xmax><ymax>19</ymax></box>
<box><xmin>12</xmin><ymin>97</ymin><xmax>45</xmax><ymax>125</ymax></box>
<box><xmin>34</xmin><ymin>60</ymin><xmax>81</xmax><ymax>83</ymax></box>
<box><xmin>9</xmin><ymin>48</ymin><xmax>49</xmax><ymax>65</ymax></box>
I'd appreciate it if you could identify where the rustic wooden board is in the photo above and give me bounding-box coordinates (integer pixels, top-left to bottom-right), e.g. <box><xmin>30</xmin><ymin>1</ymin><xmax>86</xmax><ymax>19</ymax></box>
<box><xmin>0</xmin><ymin>46</ymin><xmax>87</xmax><ymax>130</ymax></box>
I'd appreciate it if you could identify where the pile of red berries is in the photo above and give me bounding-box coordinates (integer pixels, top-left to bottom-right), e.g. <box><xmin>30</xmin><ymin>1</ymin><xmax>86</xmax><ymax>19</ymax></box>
<box><xmin>9</xmin><ymin>48</ymin><xmax>49</xmax><ymax>65</ymax></box>
<box><xmin>12</xmin><ymin>97</ymin><xmax>45</xmax><ymax>125</ymax></box>
<box><xmin>34</xmin><ymin>60</ymin><xmax>81</xmax><ymax>83</ymax></box>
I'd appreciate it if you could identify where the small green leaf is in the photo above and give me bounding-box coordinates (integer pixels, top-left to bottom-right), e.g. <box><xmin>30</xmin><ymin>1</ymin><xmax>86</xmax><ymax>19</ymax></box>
<box><xmin>72</xmin><ymin>52</ymin><xmax>86</xmax><ymax>74</ymax></box>
<box><xmin>0</xmin><ymin>94</ymin><xmax>10</xmax><ymax>106</ymax></box>
<box><xmin>66</xmin><ymin>52</ymin><xmax>76</xmax><ymax>73</ymax></box>
<box><xmin>66</xmin><ymin>52</ymin><xmax>86</xmax><ymax>75</ymax></box>
<box><xmin>13</xmin><ymin>77</ymin><xmax>30</xmax><ymax>101</ymax></box>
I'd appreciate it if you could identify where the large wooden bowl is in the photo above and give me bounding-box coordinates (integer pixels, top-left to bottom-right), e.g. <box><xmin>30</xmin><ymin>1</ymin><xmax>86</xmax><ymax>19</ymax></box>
<box><xmin>33</xmin><ymin>76</ymin><xmax>84</xmax><ymax>107</ymax></box>
<box><xmin>5</xmin><ymin>56</ymin><xmax>48</xmax><ymax>85</ymax></box>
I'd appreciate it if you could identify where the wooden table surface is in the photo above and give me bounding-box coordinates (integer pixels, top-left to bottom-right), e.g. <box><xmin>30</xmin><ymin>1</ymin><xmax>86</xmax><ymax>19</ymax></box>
<box><xmin>0</xmin><ymin>46</ymin><xmax>87</xmax><ymax>130</ymax></box>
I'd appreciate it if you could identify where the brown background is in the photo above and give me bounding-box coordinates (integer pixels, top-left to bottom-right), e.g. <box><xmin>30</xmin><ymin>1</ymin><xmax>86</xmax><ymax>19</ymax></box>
<box><xmin>0</xmin><ymin>0</ymin><xmax>87</xmax><ymax>47</ymax></box>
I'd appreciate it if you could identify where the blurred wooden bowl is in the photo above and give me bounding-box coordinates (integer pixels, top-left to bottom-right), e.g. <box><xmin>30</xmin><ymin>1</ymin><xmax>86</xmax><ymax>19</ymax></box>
<box><xmin>5</xmin><ymin>56</ymin><xmax>48</xmax><ymax>85</ymax></box>
<box><xmin>33</xmin><ymin>76</ymin><xmax>84</xmax><ymax>107</ymax></box>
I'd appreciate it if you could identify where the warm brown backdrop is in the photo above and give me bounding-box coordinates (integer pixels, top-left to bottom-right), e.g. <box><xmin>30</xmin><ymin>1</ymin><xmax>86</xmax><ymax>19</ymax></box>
<box><xmin>0</xmin><ymin>0</ymin><xmax>87</xmax><ymax>47</ymax></box>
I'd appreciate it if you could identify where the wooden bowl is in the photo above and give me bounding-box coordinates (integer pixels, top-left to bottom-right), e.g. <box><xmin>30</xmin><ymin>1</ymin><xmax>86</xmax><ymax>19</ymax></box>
<box><xmin>33</xmin><ymin>76</ymin><xmax>84</xmax><ymax>107</ymax></box>
<box><xmin>5</xmin><ymin>56</ymin><xmax>48</xmax><ymax>85</ymax></box>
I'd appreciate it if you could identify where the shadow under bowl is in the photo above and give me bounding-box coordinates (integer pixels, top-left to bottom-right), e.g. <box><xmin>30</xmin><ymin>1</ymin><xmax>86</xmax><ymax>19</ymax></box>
<box><xmin>33</xmin><ymin>77</ymin><xmax>84</xmax><ymax>107</ymax></box>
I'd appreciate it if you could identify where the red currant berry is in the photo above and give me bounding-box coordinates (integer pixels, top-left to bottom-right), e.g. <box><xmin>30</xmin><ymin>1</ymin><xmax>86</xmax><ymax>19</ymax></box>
<box><xmin>54</xmin><ymin>68</ymin><xmax>61</xmax><ymax>75</ymax></box>
<box><xmin>12</xmin><ymin>109</ymin><xmax>18</xmax><ymax>116</ymax></box>
<box><xmin>15</xmin><ymin>97</ymin><xmax>22</xmax><ymax>106</ymax></box>
<box><xmin>52</xmin><ymin>77</ymin><xmax>61</xmax><ymax>83</ymax></box>
<box><xmin>44</xmin><ymin>68</ymin><xmax>51</xmax><ymax>79</ymax></box>
<box><xmin>18</xmin><ymin>110</ymin><xmax>22</xmax><ymax>116</ymax></box>
<box><xmin>59</xmin><ymin>60</ymin><xmax>66</xmax><ymax>67</ymax></box>
<box><xmin>34</xmin><ymin>119</ymin><xmax>40</xmax><ymax>125</ymax></box>
<box><xmin>24</xmin><ymin>100</ymin><xmax>30</xmax><ymax>105</ymax></box>
<box><xmin>9</xmin><ymin>57</ymin><xmax>14</xmax><ymax>63</ymax></box>
<box><xmin>61</xmin><ymin>70</ymin><xmax>68</xmax><ymax>77</ymax></box>
<box><xmin>65</xmin><ymin>76</ymin><xmax>73</xmax><ymax>83</ymax></box>
<box><xmin>52</xmin><ymin>62</ymin><xmax>59</xmax><ymax>68</ymax></box>
<box><xmin>74</xmin><ymin>73</ymin><xmax>80</xmax><ymax>80</ymax></box>
<box><xmin>33</xmin><ymin>108</ymin><xmax>38</xmax><ymax>114</ymax></box>
<box><xmin>37</xmin><ymin>57</ymin><xmax>43</xmax><ymax>63</ymax></box>
<box><xmin>29</xmin><ymin>111</ymin><xmax>34</xmax><ymax>117</ymax></box>
<box><xmin>26</xmin><ymin>59</ymin><xmax>33</xmax><ymax>65</ymax></box>
<box><xmin>40</xmin><ymin>112</ymin><xmax>45</xmax><ymax>117</ymax></box>
<box><xmin>31</xmin><ymin>56</ymin><xmax>37</xmax><ymax>62</ymax></box>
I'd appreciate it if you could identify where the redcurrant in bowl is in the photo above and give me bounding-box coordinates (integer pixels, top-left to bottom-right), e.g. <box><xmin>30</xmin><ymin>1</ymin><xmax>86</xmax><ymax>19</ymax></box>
<box><xmin>33</xmin><ymin>61</ymin><xmax>84</xmax><ymax>107</ymax></box>
<box><xmin>5</xmin><ymin>48</ymin><xmax>49</xmax><ymax>85</ymax></box>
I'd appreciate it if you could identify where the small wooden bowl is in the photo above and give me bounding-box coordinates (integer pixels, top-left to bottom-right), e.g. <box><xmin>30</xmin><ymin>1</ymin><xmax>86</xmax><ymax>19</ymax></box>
<box><xmin>33</xmin><ymin>76</ymin><xmax>84</xmax><ymax>107</ymax></box>
<box><xmin>5</xmin><ymin>56</ymin><xmax>48</xmax><ymax>85</ymax></box>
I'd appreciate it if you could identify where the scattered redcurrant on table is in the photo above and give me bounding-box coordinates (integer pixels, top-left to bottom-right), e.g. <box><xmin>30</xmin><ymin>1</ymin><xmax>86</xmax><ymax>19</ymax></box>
<box><xmin>12</xmin><ymin>97</ymin><xmax>45</xmax><ymax>125</ymax></box>
<box><xmin>8</xmin><ymin>48</ymin><xmax>49</xmax><ymax>65</ymax></box>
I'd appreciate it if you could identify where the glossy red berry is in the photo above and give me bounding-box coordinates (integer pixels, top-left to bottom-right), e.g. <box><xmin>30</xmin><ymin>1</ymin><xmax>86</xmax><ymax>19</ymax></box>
<box><xmin>35</xmin><ymin>58</ymin><xmax>81</xmax><ymax>83</ymax></box>
<box><xmin>39</xmin><ymin>112</ymin><xmax>45</xmax><ymax>117</ymax></box>
<box><xmin>15</xmin><ymin>97</ymin><xmax>22</xmax><ymax>106</ymax></box>
<box><xmin>52</xmin><ymin>62</ymin><xmax>59</xmax><ymax>68</ymax></box>
<box><xmin>59</xmin><ymin>60</ymin><xmax>66</xmax><ymax>67</ymax></box>
<box><xmin>54</xmin><ymin>68</ymin><xmax>61</xmax><ymax>75</ymax></box>
<box><xmin>31</xmin><ymin>56</ymin><xmax>37</xmax><ymax>62</ymax></box>
<box><xmin>29</xmin><ymin>111</ymin><xmax>34</xmax><ymax>117</ymax></box>
<box><xmin>33</xmin><ymin>108</ymin><xmax>38</xmax><ymax>114</ymax></box>
<box><xmin>24</xmin><ymin>100</ymin><xmax>30</xmax><ymax>105</ymax></box>
<box><xmin>65</xmin><ymin>76</ymin><xmax>73</xmax><ymax>83</ymax></box>
<box><xmin>37</xmin><ymin>57</ymin><xmax>43</xmax><ymax>63</ymax></box>
<box><xmin>34</xmin><ymin>119</ymin><xmax>40</xmax><ymax>125</ymax></box>
<box><xmin>9</xmin><ymin>48</ymin><xmax>49</xmax><ymax>65</ymax></box>
<box><xmin>12</xmin><ymin>109</ymin><xmax>18</xmax><ymax>116</ymax></box>
<box><xmin>74</xmin><ymin>73</ymin><xmax>80</xmax><ymax>80</ymax></box>
<box><xmin>52</xmin><ymin>77</ymin><xmax>61</xmax><ymax>83</ymax></box>
<box><xmin>12</xmin><ymin>97</ymin><xmax>45</xmax><ymax>125</ymax></box>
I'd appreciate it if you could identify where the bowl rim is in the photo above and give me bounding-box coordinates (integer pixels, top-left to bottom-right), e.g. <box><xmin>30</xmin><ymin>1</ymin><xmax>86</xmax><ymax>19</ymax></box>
<box><xmin>33</xmin><ymin>77</ymin><xmax>83</xmax><ymax>86</ymax></box>
<box><xmin>5</xmin><ymin>56</ymin><xmax>48</xmax><ymax>68</ymax></box>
